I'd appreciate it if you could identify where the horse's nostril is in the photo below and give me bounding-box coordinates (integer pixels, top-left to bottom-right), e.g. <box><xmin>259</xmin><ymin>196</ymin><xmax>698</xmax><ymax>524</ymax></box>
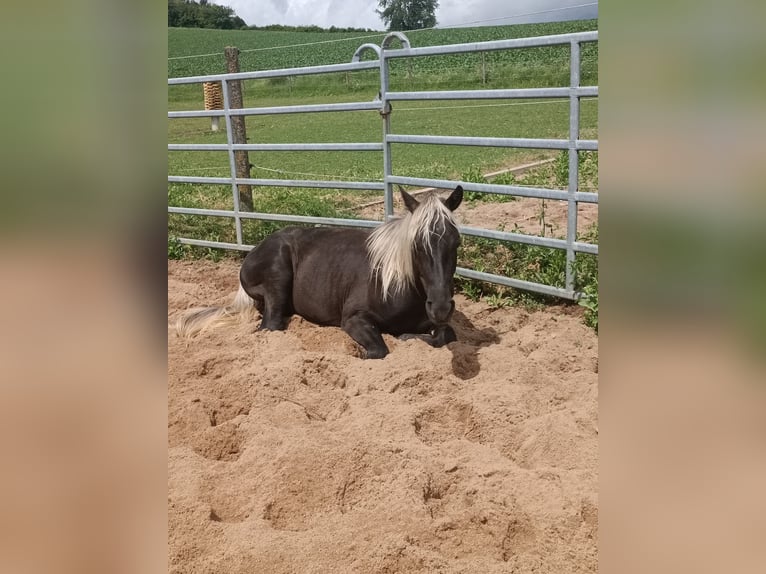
<box><xmin>426</xmin><ymin>299</ymin><xmax>454</xmax><ymax>323</ymax></box>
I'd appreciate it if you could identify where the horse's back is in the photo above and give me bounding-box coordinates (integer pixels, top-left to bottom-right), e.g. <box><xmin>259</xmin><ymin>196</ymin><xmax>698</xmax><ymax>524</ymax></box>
<box><xmin>241</xmin><ymin>226</ymin><xmax>372</xmax><ymax>326</ymax></box>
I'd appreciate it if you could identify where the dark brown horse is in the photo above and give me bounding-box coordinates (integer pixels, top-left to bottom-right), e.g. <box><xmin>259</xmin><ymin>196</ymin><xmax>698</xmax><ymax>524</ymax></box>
<box><xmin>175</xmin><ymin>185</ymin><xmax>463</xmax><ymax>359</ymax></box>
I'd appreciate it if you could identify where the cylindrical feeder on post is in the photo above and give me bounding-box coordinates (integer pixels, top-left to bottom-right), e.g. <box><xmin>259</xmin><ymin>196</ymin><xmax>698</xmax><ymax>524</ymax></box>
<box><xmin>203</xmin><ymin>81</ymin><xmax>224</xmax><ymax>131</ymax></box>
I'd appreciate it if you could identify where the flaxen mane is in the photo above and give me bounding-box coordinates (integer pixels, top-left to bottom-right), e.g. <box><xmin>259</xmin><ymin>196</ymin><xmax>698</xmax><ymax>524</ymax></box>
<box><xmin>366</xmin><ymin>191</ymin><xmax>457</xmax><ymax>300</ymax></box>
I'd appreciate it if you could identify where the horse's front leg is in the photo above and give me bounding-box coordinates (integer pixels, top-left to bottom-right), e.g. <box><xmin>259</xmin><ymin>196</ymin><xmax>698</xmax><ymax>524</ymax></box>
<box><xmin>399</xmin><ymin>324</ymin><xmax>456</xmax><ymax>348</ymax></box>
<box><xmin>342</xmin><ymin>311</ymin><xmax>389</xmax><ymax>359</ymax></box>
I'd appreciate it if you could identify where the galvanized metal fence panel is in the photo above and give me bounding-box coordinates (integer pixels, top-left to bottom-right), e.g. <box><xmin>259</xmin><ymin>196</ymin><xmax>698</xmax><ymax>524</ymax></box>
<box><xmin>168</xmin><ymin>30</ymin><xmax>598</xmax><ymax>300</ymax></box>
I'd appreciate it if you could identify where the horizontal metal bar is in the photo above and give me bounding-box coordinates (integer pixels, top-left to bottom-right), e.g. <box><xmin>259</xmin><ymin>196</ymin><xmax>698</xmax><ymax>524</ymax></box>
<box><xmin>460</xmin><ymin>226</ymin><xmax>598</xmax><ymax>255</ymax></box>
<box><xmin>169</xmin><ymin>206</ymin><xmax>381</xmax><ymax>228</ymax></box>
<box><xmin>228</xmin><ymin>101</ymin><xmax>381</xmax><ymax>116</ymax></box>
<box><xmin>456</xmin><ymin>267</ymin><xmax>575</xmax><ymax>300</ymax></box>
<box><xmin>168</xmin><ymin>176</ymin><xmax>384</xmax><ymax>190</ymax></box>
<box><xmin>389</xmin><ymin>175</ymin><xmax>567</xmax><ymax>200</ymax></box>
<box><xmin>168</xmin><ymin>143</ymin><xmax>384</xmax><ymax>152</ymax></box>
<box><xmin>575</xmin><ymin>192</ymin><xmax>598</xmax><ymax>202</ymax></box>
<box><xmin>238</xmin><ymin>142</ymin><xmax>381</xmax><ymax>152</ymax></box>
<box><xmin>167</xmin><ymin>109</ymin><xmax>223</xmax><ymax>118</ymax></box>
<box><xmin>460</xmin><ymin>225</ymin><xmax>565</xmax><ymax>249</ymax></box>
<box><xmin>168</xmin><ymin>144</ymin><xmax>229</xmax><ymax>151</ymax></box>
<box><xmin>387</xmin><ymin>134</ymin><xmax>598</xmax><ymax>151</ymax></box>
<box><xmin>390</xmin><ymin>133</ymin><xmax>566</xmax><ymax>149</ymax></box>
<box><xmin>462</xmin><ymin>226</ymin><xmax>558</xmax><ymax>248</ymax></box>
<box><xmin>577</xmin><ymin>140</ymin><xmax>599</xmax><ymax>151</ymax></box>
<box><xmin>176</xmin><ymin>237</ymin><xmax>252</xmax><ymax>251</ymax></box>
<box><xmin>168</xmin><ymin>60</ymin><xmax>379</xmax><ymax>85</ymax></box>
<box><xmin>387</xmin><ymin>175</ymin><xmax>598</xmax><ymax>203</ymax></box>
<box><xmin>573</xmin><ymin>242</ymin><xmax>599</xmax><ymax>255</ymax></box>
<box><xmin>387</xmin><ymin>86</ymin><xmax>597</xmax><ymax>101</ymax></box>
<box><xmin>169</xmin><ymin>101</ymin><xmax>381</xmax><ymax>119</ymax></box>
<box><xmin>461</xmin><ymin>228</ymin><xmax>599</xmax><ymax>257</ymax></box>
<box><xmin>168</xmin><ymin>176</ymin><xmax>232</xmax><ymax>185</ymax></box>
<box><xmin>234</xmin><ymin>178</ymin><xmax>384</xmax><ymax>190</ymax></box>
<box><xmin>385</xmin><ymin>30</ymin><xmax>598</xmax><ymax>59</ymax></box>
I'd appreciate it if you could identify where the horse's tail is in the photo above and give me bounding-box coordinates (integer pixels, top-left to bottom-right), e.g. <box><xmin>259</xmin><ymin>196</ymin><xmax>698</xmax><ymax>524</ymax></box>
<box><xmin>174</xmin><ymin>285</ymin><xmax>256</xmax><ymax>338</ymax></box>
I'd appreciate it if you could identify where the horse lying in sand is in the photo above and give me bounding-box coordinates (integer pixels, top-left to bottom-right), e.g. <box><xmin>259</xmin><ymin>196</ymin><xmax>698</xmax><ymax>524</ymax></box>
<box><xmin>175</xmin><ymin>185</ymin><xmax>463</xmax><ymax>359</ymax></box>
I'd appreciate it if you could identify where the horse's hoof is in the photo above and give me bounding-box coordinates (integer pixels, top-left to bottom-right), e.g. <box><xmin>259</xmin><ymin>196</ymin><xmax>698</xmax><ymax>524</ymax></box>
<box><xmin>364</xmin><ymin>348</ymin><xmax>388</xmax><ymax>360</ymax></box>
<box><xmin>258</xmin><ymin>321</ymin><xmax>287</xmax><ymax>331</ymax></box>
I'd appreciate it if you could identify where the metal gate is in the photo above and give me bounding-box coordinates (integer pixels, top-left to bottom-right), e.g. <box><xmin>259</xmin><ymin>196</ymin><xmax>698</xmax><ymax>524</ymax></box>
<box><xmin>168</xmin><ymin>30</ymin><xmax>598</xmax><ymax>300</ymax></box>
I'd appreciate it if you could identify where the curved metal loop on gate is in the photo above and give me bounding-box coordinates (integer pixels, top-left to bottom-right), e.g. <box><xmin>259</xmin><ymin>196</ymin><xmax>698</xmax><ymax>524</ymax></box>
<box><xmin>381</xmin><ymin>32</ymin><xmax>411</xmax><ymax>50</ymax></box>
<box><xmin>351</xmin><ymin>43</ymin><xmax>381</xmax><ymax>63</ymax></box>
<box><xmin>351</xmin><ymin>32</ymin><xmax>411</xmax><ymax>63</ymax></box>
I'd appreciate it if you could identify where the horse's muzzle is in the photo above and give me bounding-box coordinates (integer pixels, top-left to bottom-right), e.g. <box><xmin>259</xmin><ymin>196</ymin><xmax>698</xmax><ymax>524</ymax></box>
<box><xmin>426</xmin><ymin>299</ymin><xmax>455</xmax><ymax>325</ymax></box>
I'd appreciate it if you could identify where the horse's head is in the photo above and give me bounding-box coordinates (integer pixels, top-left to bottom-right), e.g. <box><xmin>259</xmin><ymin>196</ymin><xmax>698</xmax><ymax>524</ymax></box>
<box><xmin>401</xmin><ymin>185</ymin><xmax>463</xmax><ymax>325</ymax></box>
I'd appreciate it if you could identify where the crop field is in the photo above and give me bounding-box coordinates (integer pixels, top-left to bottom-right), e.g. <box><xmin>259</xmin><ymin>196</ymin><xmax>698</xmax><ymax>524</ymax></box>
<box><xmin>168</xmin><ymin>19</ymin><xmax>598</xmax><ymax>81</ymax></box>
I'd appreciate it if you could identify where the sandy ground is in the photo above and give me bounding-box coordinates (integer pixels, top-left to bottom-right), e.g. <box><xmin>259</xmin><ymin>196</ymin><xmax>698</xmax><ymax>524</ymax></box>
<box><xmin>168</xmin><ymin>259</ymin><xmax>598</xmax><ymax>573</ymax></box>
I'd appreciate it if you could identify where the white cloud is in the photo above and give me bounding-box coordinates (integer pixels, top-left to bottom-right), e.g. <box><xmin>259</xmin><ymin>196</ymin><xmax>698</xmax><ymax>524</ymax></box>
<box><xmin>219</xmin><ymin>0</ymin><xmax>597</xmax><ymax>30</ymax></box>
<box><xmin>224</xmin><ymin>0</ymin><xmax>384</xmax><ymax>29</ymax></box>
<box><xmin>438</xmin><ymin>0</ymin><xmax>597</xmax><ymax>27</ymax></box>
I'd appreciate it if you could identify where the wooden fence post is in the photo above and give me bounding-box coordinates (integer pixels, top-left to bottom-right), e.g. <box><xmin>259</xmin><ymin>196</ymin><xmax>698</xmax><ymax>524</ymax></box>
<box><xmin>224</xmin><ymin>46</ymin><xmax>253</xmax><ymax>212</ymax></box>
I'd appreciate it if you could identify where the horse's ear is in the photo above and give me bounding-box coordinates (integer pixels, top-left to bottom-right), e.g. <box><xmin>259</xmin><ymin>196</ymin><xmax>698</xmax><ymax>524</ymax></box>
<box><xmin>444</xmin><ymin>185</ymin><xmax>464</xmax><ymax>211</ymax></box>
<box><xmin>399</xmin><ymin>186</ymin><xmax>420</xmax><ymax>213</ymax></box>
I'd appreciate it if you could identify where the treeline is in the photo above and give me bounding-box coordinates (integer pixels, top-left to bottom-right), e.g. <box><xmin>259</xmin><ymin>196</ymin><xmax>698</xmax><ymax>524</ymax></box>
<box><xmin>168</xmin><ymin>0</ymin><xmax>246</xmax><ymax>30</ymax></box>
<box><xmin>168</xmin><ymin>1</ymin><xmax>382</xmax><ymax>33</ymax></box>
<box><xmin>247</xmin><ymin>24</ymin><xmax>382</xmax><ymax>33</ymax></box>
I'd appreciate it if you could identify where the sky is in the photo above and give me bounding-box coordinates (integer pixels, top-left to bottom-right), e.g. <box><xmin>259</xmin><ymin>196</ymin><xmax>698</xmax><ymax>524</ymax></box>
<box><xmin>219</xmin><ymin>0</ymin><xmax>598</xmax><ymax>30</ymax></box>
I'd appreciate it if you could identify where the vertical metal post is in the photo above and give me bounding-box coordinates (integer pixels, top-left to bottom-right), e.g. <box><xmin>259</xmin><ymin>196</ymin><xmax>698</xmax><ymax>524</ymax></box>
<box><xmin>379</xmin><ymin>49</ymin><xmax>394</xmax><ymax>219</ymax></box>
<box><xmin>566</xmin><ymin>40</ymin><xmax>581</xmax><ymax>294</ymax></box>
<box><xmin>221</xmin><ymin>78</ymin><xmax>243</xmax><ymax>246</ymax></box>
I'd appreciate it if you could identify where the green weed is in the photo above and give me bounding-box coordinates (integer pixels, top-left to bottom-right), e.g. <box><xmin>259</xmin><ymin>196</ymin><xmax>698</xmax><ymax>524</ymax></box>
<box><xmin>456</xmin><ymin>221</ymin><xmax>599</xmax><ymax>330</ymax></box>
<box><xmin>553</xmin><ymin>150</ymin><xmax>599</xmax><ymax>191</ymax></box>
<box><xmin>577</xmin><ymin>281</ymin><xmax>598</xmax><ymax>332</ymax></box>
<box><xmin>460</xmin><ymin>166</ymin><xmax>488</xmax><ymax>202</ymax></box>
<box><xmin>460</xmin><ymin>166</ymin><xmax>519</xmax><ymax>204</ymax></box>
<box><xmin>572</xmin><ymin>225</ymin><xmax>599</xmax><ymax>331</ymax></box>
<box><xmin>243</xmin><ymin>186</ymin><xmax>347</xmax><ymax>245</ymax></box>
<box><xmin>455</xmin><ymin>277</ymin><xmax>485</xmax><ymax>302</ymax></box>
<box><xmin>167</xmin><ymin>236</ymin><xmax>189</xmax><ymax>259</ymax></box>
<box><xmin>485</xmin><ymin>293</ymin><xmax>513</xmax><ymax>309</ymax></box>
<box><xmin>167</xmin><ymin>235</ymin><xmax>230</xmax><ymax>261</ymax></box>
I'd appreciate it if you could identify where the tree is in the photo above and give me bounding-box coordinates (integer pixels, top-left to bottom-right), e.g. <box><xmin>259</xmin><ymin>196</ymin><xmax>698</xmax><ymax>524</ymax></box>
<box><xmin>377</xmin><ymin>0</ymin><xmax>438</xmax><ymax>31</ymax></box>
<box><xmin>168</xmin><ymin>0</ymin><xmax>246</xmax><ymax>30</ymax></box>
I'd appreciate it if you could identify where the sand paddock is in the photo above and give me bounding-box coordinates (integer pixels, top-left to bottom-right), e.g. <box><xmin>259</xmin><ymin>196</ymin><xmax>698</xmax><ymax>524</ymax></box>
<box><xmin>168</xmin><ymin>259</ymin><xmax>598</xmax><ymax>573</ymax></box>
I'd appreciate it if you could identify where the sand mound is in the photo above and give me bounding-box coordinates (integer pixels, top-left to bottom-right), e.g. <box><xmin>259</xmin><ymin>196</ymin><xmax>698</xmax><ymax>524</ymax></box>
<box><xmin>168</xmin><ymin>259</ymin><xmax>598</xmax><ymax>573</ymax></box>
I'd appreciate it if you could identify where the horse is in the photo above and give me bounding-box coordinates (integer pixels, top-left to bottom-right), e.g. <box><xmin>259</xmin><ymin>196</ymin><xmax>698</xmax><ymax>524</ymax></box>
<box><xmin>175</xmin><ymin>185</ymin><xmax>463</xmax><ymax>359</ymax></box>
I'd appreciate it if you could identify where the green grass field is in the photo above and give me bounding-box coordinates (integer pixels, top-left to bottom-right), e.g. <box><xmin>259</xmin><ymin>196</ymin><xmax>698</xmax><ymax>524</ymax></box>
<box><xmin>168</xmin><ymin>18</ymin><xmax>598</xmax><ymax>190</ymax></box>
<box><xmin>168</xmin><ymin>18</ymin><xmax>599</xmax><ymax>197</ymax></box>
